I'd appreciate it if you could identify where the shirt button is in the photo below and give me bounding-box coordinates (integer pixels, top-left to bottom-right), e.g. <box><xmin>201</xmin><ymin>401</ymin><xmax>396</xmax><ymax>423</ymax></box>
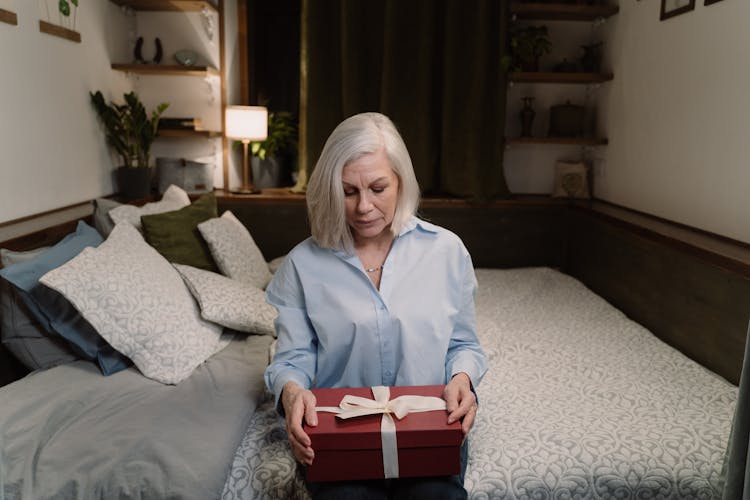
<box><xmin>385</xmin><ymin>371</ymin><xmax>392</xmax><ymax>377</ymax></box>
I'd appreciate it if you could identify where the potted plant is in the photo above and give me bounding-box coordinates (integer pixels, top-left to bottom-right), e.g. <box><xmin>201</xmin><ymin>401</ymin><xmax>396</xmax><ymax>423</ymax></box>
<box><xmin>248</xmin><ymin>111</ymin><xmax>298</xmax><ymax>189</ymax></box>
<box><xmin>90</xmin><ymin>91</ymin><xmax>169</xmax><ymax>198</ymax></box>
<box><xmin>502</xmin><ymin>25</ymin><xmax>552</xmax><ymax>73</ymax></box>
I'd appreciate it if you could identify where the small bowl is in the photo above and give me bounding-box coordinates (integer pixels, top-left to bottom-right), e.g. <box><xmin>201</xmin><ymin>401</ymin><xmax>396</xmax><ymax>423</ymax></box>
<box><xmin>174</xmin><ymin>50</ymin><xmax>198</xmax><ymax>67</ymax></box>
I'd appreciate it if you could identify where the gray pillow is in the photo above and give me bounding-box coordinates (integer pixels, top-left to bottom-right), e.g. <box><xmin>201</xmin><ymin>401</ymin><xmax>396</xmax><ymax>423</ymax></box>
<box><xmin>93</xmin><ymin>198</ymin><xmax>122</xmax><ymax>238</ymax></box>
<box><xmin>0</xmin><ymin>246</ymin><xmax>77</xmax><ymax>371</ymax></box>
<box><xmin>0</xmin><ymin>279</ymin><xmax>77</xmax><ymax>370</ymax></box>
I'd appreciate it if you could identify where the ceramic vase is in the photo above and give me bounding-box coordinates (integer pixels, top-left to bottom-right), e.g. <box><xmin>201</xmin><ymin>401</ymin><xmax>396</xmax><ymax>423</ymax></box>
<box><xmin>519</xmin><ymin>97</ymin><xmax>536</xmax><ymax>137</ymax></box>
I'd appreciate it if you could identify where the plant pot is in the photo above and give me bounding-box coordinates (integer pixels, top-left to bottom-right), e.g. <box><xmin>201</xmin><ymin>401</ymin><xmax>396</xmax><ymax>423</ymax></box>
<box><xmin>519</xmin><ymin>57</ymin><xmax>540</xmax><ymax>72</ymax></box>
<box><xmin>251</xmin><ymin>157</ymin><xmax>288</xmax><ymax>189</ymax></box>
<box><xmin>116</xmin><ymin>166</ymin><xmax>152</xmax><ymax>199</ymax></box>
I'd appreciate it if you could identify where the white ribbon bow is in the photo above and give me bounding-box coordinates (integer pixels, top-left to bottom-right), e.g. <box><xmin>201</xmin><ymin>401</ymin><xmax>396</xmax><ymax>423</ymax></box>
<box><xmin>316</xmin><ymin>386</ymin><xmax>446</xmax><ymax>478</ymax></box>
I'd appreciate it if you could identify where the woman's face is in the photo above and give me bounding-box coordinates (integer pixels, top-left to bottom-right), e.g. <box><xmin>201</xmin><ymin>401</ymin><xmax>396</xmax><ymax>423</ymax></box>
<box><xmin>341</xmin><ymin>149</ymin><xmax>400</xmax><ymax>243</ymax></box>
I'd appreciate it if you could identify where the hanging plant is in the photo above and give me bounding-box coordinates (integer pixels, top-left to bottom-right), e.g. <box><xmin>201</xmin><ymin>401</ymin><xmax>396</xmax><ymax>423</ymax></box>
<box><xmin>57</xmin><ymin>0</ymin><xmax>78</xmax><ymax>30</ymax></box>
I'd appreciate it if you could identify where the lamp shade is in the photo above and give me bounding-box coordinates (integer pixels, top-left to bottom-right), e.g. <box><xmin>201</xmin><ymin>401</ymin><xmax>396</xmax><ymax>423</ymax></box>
<box><xmin>225</xmin><ymin>106</ymin><xmax>268</xmax><ymax>141</ymax></box>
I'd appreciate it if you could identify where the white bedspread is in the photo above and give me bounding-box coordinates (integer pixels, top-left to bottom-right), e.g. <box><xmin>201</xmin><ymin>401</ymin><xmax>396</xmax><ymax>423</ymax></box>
<box><xmin>222</xmin><ymin>268</ymin><xmax>737</xmax><ymax>499</ymax></box>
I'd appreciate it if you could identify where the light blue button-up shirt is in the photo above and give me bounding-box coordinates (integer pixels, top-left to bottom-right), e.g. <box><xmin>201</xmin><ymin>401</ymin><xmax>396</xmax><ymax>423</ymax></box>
<box><xmin>264</xmin><ymin>217</ymin><xmax>487</xmax><ymax>406</ymax></box>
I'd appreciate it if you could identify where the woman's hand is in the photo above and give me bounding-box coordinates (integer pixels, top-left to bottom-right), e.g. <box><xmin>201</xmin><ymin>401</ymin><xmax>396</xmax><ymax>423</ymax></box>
<box><xmin>281</xmin><ymin>381</ymin><xmax>318</xmax><ymax>465</ymax></box>
<box><xmin>443</xmin><ymin>372</ymin><xmax>478</xmax><ymax>435</ymax></box>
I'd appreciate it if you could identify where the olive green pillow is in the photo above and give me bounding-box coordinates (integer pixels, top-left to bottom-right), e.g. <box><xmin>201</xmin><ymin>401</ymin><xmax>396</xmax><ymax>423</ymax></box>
<box><xmin>141</xmin><ymin>193</ymin><xmax>218</xmax><ymax>271</ymax></box>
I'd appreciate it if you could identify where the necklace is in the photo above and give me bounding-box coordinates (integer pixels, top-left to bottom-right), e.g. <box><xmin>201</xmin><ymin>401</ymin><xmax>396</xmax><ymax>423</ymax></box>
<box><xmin>364</xmin><ymin>263</ymin><xmax>385</xmax><ymax>273</ymax></box>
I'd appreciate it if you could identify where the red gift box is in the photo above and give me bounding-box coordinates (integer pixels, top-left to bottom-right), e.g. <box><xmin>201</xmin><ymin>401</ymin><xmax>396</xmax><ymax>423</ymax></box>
<box><xmin>305</xmin><ymin>385</ymin><xmax>463</xmax><ymax>482</ymax></box>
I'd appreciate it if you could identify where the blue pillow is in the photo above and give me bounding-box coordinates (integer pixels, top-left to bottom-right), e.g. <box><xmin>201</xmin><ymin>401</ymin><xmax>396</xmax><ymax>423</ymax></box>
<box><xmin>0</xmin><ymin>221</ymin><xmax>131</xmax><ymax>375</ymax></box>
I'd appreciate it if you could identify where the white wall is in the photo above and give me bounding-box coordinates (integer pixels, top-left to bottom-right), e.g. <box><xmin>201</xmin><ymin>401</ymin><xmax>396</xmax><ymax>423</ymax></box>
<box><xmin>0</xmin><ymin>1</ymin><xmax>239</xmax><ymax>225</ymax></box>
<box><xmin>600</xmin><ymin>0</ymin><xmax>750</xmax><ymax>243</ymax></box>
<box><xmin>0</xmin><ymin>1</ymin><xmax>131</xmax><ymax>224</ymax></box>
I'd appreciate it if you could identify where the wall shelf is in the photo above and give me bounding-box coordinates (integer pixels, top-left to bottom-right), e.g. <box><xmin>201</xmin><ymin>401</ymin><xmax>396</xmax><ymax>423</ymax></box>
<box><xmin>506</xmin><ymin>137</ymin><xmax>608</xmax><ymax>146</ymax></box>
<box><xmin>157</xmin><ymin>129</ymin><xmax>221</xmax><ymax>138</ymax></box>
<box><xmin>510</xmin><ymin>72</ymin><xmax>613</xmax><ymax>84</ymax></box>
<box><xmin>110</xmin><ymin>0</ymin><xmax>217</xmax><ymax>13</ymax></box>
<box><xmin>509</xmin><ymin>2</ymin><xmax>619</xmax><ymax>21</ymax></box>
<box><xmin>111</xmin><ymin>63</ymin><xmax>219</xmax><ymax>77</ymax></box>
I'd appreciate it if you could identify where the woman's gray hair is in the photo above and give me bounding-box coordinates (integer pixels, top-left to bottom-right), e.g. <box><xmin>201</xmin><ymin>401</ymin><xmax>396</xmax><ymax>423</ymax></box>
<box><xmin>306</xmin><ymin>112</ymin><xmax>420</xmax><ymax>251</ymax></box>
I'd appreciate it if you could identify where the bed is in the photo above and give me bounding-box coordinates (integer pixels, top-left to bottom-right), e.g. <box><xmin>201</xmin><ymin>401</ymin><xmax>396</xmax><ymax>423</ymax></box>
<box><xmin>0</xmin><ymin>192</ymin><xmax>739</xmax><ymax>499</ymax></box>
<box><xmin>222</xmin><ymin>268</ymin><xmax>737</xmax><ymax>499</ymax></box>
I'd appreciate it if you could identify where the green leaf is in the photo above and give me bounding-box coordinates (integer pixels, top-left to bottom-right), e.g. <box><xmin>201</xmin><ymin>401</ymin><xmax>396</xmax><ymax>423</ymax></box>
<box><xmin>59</xmin><ymin>0</ymin><xmax>70</xmax><ymax>16</ymax></box>
<box><xmin>249</xmin><ymin>111</ymin><xmax>297</xmax><ymax>159</ymax></box>
<box><xmin>89</xmin><ymin>90</ymin><xmax>169</xmax><ymax>168</ymax></box>
<box><xmin>71</xmin><ymin>0</ymin><xmax>79</xmax><ymax>6</ymax></box>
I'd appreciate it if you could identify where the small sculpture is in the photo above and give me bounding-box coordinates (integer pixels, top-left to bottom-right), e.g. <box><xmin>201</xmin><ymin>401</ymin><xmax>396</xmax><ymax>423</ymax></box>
<box><xmin>134</xmin><ymin>37</ymin><xmax>163</xmax><ymax>64</ymax></box>
<box><xmin>519</xmin><ymin>97</ymin><xmax>536</xmax><ymax>137</ymax></box>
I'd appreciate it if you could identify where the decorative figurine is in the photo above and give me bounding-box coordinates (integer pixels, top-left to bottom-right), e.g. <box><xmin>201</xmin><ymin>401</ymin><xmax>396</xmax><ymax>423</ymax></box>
<box><xmin>134</xmin><ymin>37</ymin><xmax>163</xmax><ymax>64</ymax></box>
<box><xmin>519</xmin><ymin>97</ymin><xmax>536</xmax><ymax>137</ymax></box>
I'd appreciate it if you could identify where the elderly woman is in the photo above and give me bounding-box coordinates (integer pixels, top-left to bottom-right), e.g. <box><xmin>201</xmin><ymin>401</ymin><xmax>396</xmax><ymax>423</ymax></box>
<box><xmin>264</xmin><ymin>112</ymin><xmax>487</xmax><ymax>500</ymax></box>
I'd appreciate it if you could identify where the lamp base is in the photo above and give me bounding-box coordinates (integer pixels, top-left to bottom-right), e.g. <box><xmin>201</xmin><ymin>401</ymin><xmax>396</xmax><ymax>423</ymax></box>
<box><xmin>230</xmin><ymin>186</ymin><xmax>261</xmax><ymax>195</ymax></box>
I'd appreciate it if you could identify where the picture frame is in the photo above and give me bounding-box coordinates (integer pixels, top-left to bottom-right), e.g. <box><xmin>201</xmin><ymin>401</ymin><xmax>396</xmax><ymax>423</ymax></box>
<box><xmin>704</xmin><ymin>0</ymin><xmax>724</xmax><ymax>5</ymax></box>
<box><xmin>660</xmin><ymin>0</ymin><xmax>696</xmax><ymax>20</ymax></box>
<box><xmin>551</xmin><ymin>161</ymin><xmax>590</xmax><ymax>200</ymax></box>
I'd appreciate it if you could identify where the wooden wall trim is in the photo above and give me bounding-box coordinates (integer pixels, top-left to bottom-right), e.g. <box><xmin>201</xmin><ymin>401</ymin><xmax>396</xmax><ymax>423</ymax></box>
<box><xmin>237</xmin><ymin>0</ymin><xmax>249</xmax><ymax>104</ymax></box>
<box><xmin>565</xmin><ymin>208</ymin><xmax>750</xmax><ymax>385</ymax></box>
<box><xmin>219</xmin><ymin>0</ymin><xmax>229</xmax><ymax>190</ymax></box>
<box><xmin>0</xmin><ymin>8</ymin><xmax>18</xmax><ymax>25</ymax></box>
<box><xmin>0</xmin><ymin>200</ymin><xmax>93</xmax><ymax>229</ymax></box>
<box><xmin>579</xmin><ymin>203</ymin><xmax>750</xmax><ymax>279</ymax></box>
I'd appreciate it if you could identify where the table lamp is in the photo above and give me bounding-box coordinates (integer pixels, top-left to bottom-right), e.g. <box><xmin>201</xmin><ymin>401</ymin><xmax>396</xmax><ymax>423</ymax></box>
<box><xmin>225</xmin><ymin>105</ymin><xmax>268</xmax><ymax>194</ymax></box>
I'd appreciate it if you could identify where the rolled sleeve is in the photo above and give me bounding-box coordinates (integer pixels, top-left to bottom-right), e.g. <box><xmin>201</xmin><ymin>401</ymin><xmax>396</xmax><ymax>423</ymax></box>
<box><xmin>263</xmin><ymin>258</ymin><xmax>318</xmax><ymax>411</ymax></box>
<box><xmin>445</xmin><ymin>253</ymin><xmax>487</xmax><ymax>387</ymax></box>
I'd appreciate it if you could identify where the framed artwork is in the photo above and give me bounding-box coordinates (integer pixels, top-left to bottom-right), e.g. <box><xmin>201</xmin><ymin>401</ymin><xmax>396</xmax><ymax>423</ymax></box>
<box><xmin>660</xmin><ymin>0</ymin><xmax>696</xmax><ymax>20</ymax></box>
<box><xmin>38</xmin><ymin>0</ymin><xmax>81</xmax><ymax>42</ymax></box>
<box><xmin>551</xmin><ymin>161</ymin><xmax>590</xmax><ymax>200</ymax></box>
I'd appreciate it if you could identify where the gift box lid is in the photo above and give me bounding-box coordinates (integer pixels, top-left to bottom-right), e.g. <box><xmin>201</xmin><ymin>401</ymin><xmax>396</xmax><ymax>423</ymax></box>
<box><xmin>306</xmin><ymin>385</ymin><xmax>463</xmax><ymax>451</ymax></box>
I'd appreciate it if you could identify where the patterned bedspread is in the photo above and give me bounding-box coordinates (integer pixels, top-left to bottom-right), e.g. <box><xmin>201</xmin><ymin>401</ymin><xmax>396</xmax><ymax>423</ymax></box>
<box><xmin>222</xmin><ymin>268</ymin><xmax>737</xmax><ymax>499</ymax></box>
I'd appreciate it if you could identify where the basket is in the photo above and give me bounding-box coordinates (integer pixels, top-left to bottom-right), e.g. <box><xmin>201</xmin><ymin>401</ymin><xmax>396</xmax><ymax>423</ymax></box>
<box><xmin>156</xmin><ymin>157</ymin><xmax>214</xmax><ymax>195</ymax></box>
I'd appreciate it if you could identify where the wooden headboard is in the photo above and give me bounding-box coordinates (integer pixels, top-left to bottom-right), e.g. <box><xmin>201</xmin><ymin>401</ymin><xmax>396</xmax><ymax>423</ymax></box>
<box><xmin>1</xmin><ymin>195</ymin><xmax>748</xmax><ymax>387</ymax></box>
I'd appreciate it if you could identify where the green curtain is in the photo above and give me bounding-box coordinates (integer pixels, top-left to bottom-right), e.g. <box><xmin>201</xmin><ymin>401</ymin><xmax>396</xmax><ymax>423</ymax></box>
<box><xmin>721</xmin><ymin>322</ymin><xmax>750</xmax><ymax>499</ymax></box>
<box><xmin>299</xmin><ymin>0</ymin><xmax>509</xmax><ymax>200</ymax></box>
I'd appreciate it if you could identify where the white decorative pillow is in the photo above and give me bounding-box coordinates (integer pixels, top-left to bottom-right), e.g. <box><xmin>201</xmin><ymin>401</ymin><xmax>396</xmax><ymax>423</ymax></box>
<box><xmin>174</xmin><ymin>264</ymin><xmax>277</xmax><ymax>337</ymax></box>
<box><xmin>197</xmin><ymin>211</ymin><xmax>272</xmax><ymax>289</ymax></box>
<box><xmin>108</xmin><ymin>184</ymin><xmax>191</xmax><ymax>231</ymax></box>
<box><xmin>39</xmin><ymin>223</ymin><xmax>226</xmax><ymax>384</ymax></box>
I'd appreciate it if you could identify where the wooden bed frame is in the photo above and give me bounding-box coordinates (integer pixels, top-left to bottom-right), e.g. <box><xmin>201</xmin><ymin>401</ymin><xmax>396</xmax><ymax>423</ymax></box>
<box><xmin>2</xmin><ymin>194</ymin><xmax>748</xmax><ymax>386</ymax></box>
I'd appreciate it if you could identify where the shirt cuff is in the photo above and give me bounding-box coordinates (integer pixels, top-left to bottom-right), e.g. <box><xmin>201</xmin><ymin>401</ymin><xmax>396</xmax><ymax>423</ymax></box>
<box><xmin>451</xmin><ymin>371</ymin><xmax>479</xmax><ymax>406</ymax></box>
<box><xmin>273</xmin><ymin>372</ymin><xmax>310</xmax><ymax>416</ymax></box>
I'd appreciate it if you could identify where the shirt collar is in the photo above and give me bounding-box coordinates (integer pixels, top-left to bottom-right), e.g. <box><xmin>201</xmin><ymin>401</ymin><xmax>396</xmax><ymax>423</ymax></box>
<box><xmin>397</xmin><ymin>216</ymin><xmax>438</xmax><ymax>237</ymax></box>
<box><xmin>332</xmin><ymin>216</ymin><xmax>437</xmax><ymax>260</ymax></box>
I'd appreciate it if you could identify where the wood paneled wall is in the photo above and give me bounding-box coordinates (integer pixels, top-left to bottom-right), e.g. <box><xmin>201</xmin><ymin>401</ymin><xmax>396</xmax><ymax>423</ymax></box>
<box><xmin>564</xmin><ymin>209</ymin><xmax>750</xmax><ymax>385</ymax></box>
